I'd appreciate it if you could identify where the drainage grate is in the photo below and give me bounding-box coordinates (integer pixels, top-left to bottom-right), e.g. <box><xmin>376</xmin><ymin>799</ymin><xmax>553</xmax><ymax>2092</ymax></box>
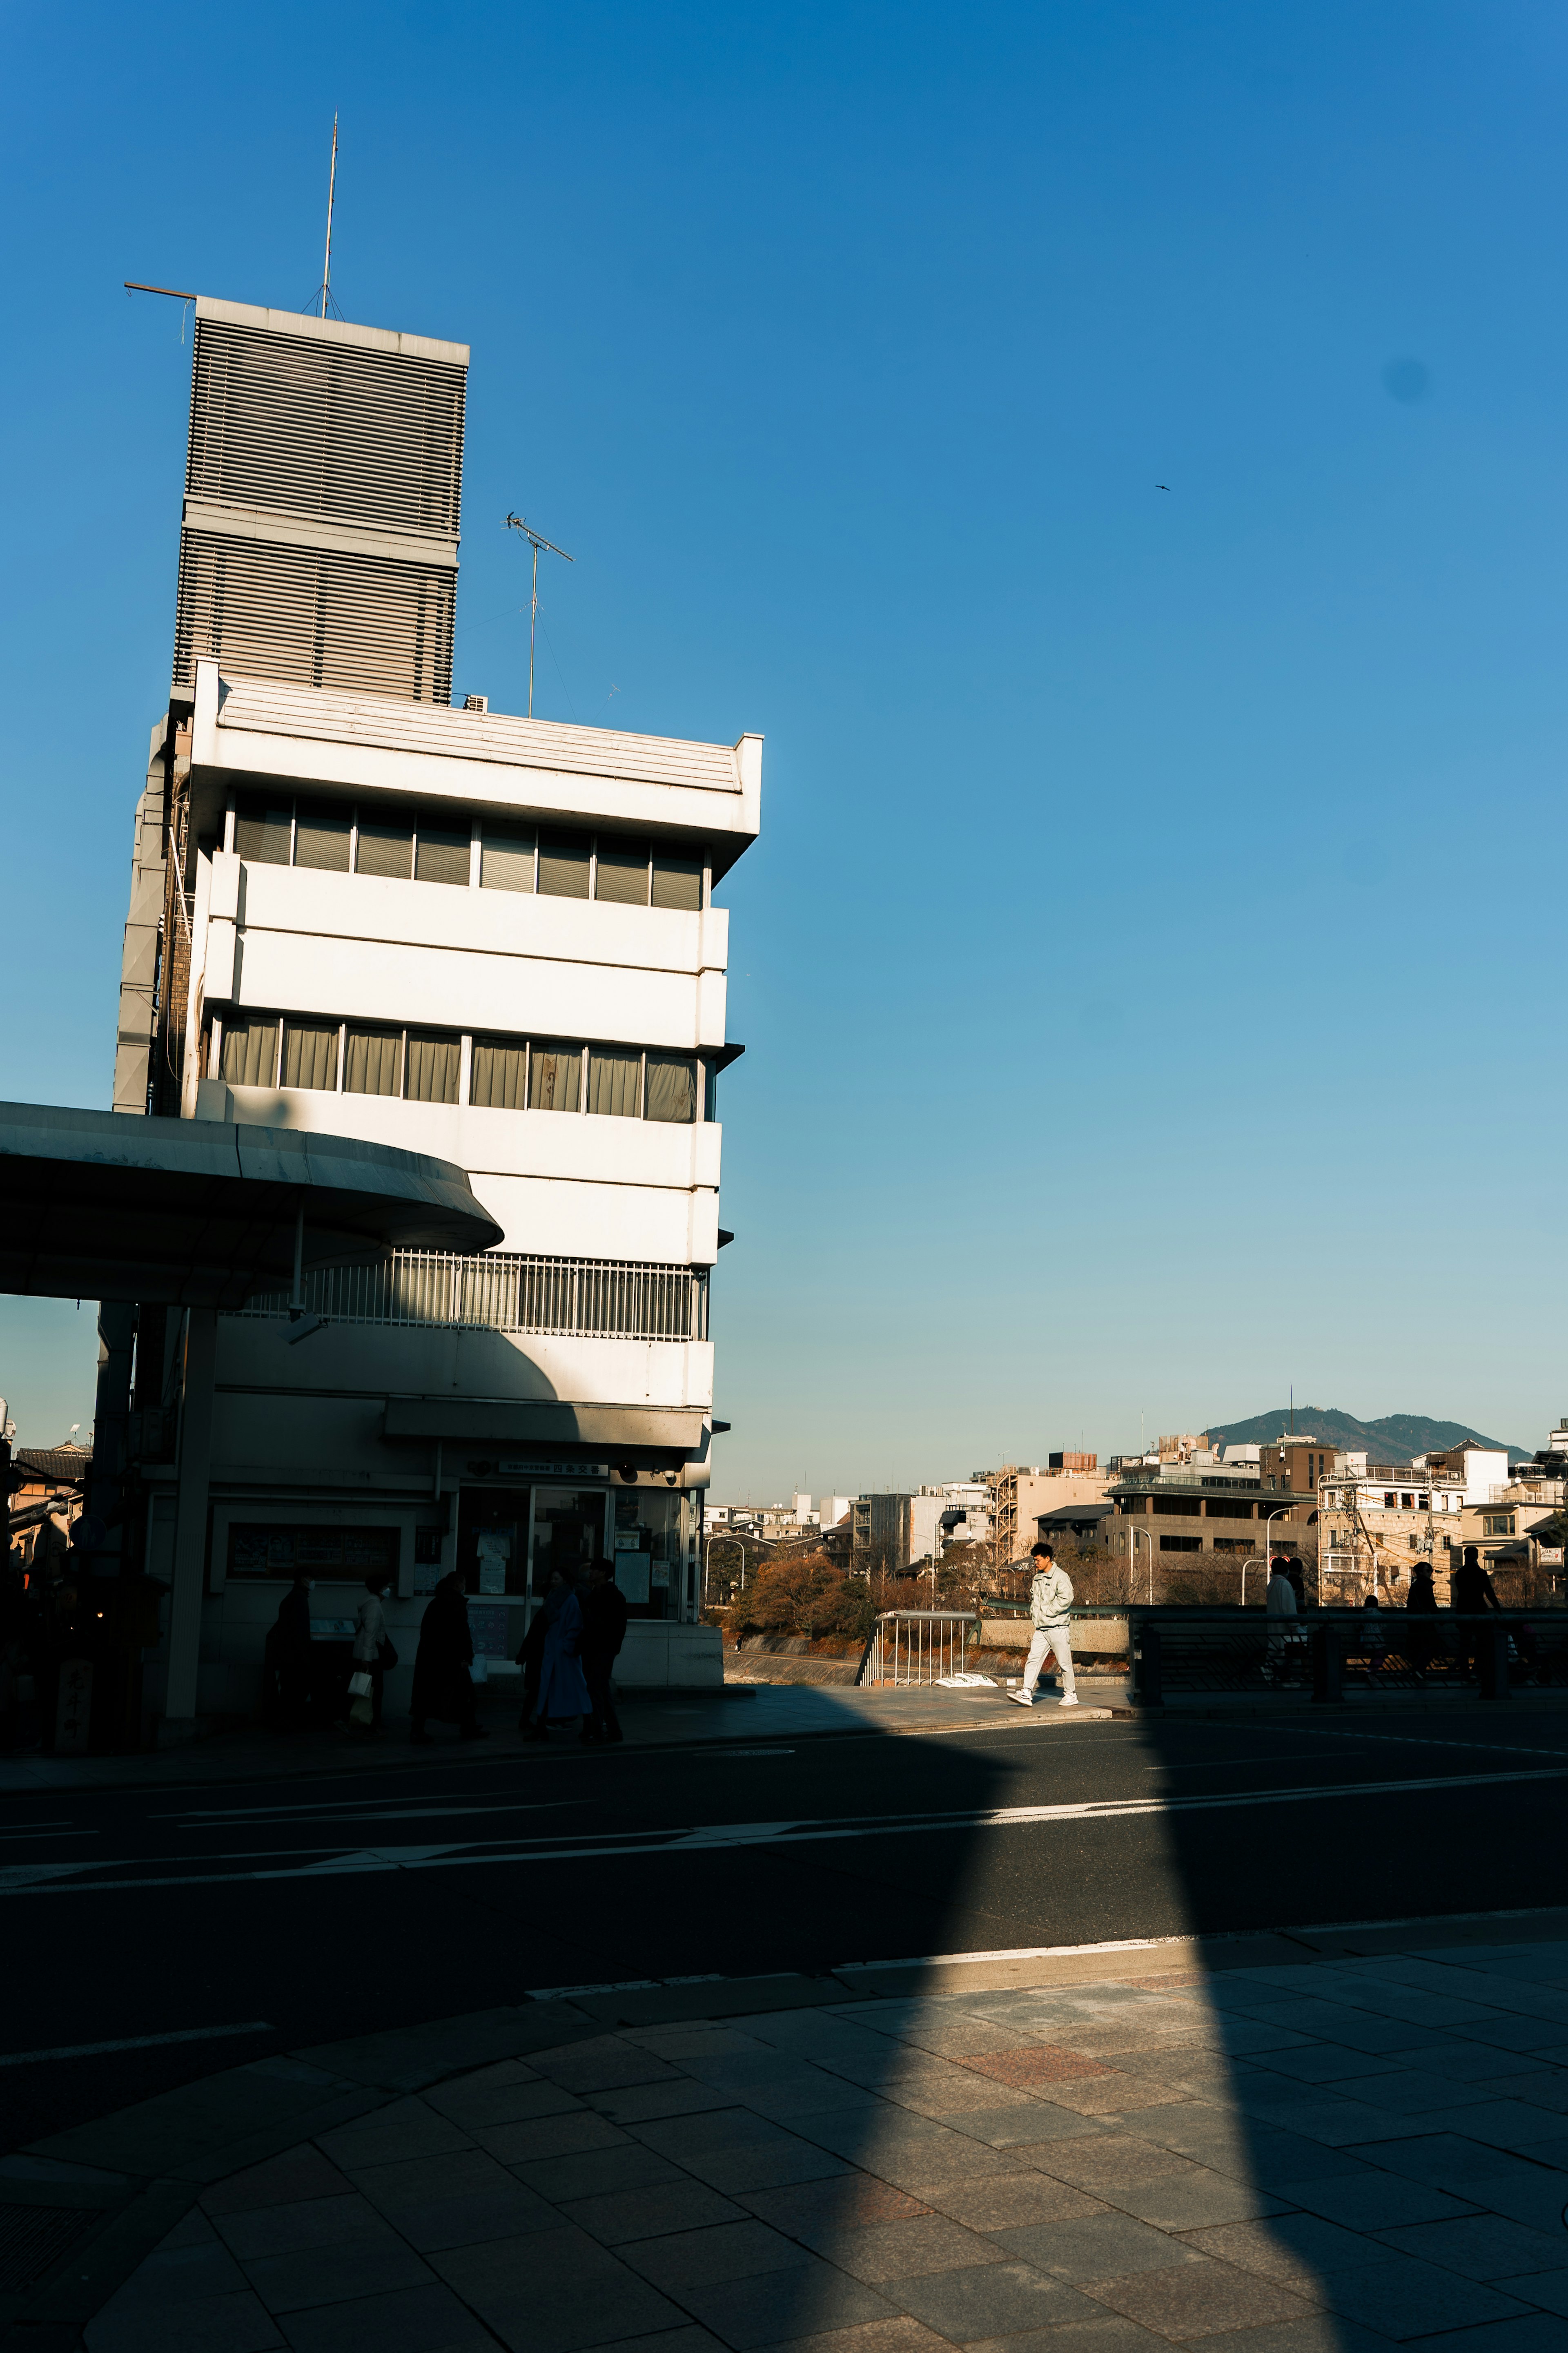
<box><xmin>0</xmin><ymin>2203</ymin><xmax>103</xmax><ymax>2293</ymax></box>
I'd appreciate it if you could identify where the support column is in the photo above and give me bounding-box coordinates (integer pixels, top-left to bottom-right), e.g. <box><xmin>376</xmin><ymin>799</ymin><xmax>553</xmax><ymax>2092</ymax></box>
<box><xmin>165</xmin><ymin>1307</ymin><xmax>218</xmax><ymax>1722</ymax></box>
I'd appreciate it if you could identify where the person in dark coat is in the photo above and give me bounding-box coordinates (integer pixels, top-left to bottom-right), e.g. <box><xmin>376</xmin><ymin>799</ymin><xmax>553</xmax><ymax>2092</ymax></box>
<box><xmin>264</xmin><ymin>1575</ymin><xmax>314</xmax><ymax>1722</ymax></box>
<box><xmin>1405</xmin><ymin>1559</ymin><xmax>1439</xmax><ymax>1682</ymax></box>
<box><xmin>579</xmin><ymin>1557</ymin><xmax>629</xmax><ymax>1744</ymax></box>
<box><xmin>1451</xmin><ymin>1544</ymin><xmax>1501</xmax><ymax>1679</ymax></box>
<box><xmin>410</xmin><ymin>1570</ymin><xmax>486</xmax><ymax>1744</ymax></box>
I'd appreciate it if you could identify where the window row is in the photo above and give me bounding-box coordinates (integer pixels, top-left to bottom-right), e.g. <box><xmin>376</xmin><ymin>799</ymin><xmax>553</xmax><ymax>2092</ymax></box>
<box><xmin>212</xmin><ymin>1013</ymin><xmax>714</xmax><ymax>1123</ymax></box>
<box><xmin>232</xmin><ymin>793</ymin><xmax>705</xmax><ymax>910</ymax></box>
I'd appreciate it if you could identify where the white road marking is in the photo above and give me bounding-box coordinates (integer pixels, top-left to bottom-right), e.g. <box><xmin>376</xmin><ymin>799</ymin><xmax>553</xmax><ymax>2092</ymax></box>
<box><xmin>3</xmin><ymin>1761</ymin><xmax>1566</xmax><ymax>1895</ymax></box>
<box><xmin>0</xmin><ymin>2021</ymin><xmax>272</xmax><ymax>2067</ymax></box>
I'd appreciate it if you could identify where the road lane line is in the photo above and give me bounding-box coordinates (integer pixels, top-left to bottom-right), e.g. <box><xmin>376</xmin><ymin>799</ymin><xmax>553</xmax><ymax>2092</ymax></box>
<box><xmin>0</xmin><ymin>2021</ymin><xmax>272</xmax><ymax>2067</ymax></box>
<box><xmin>4</xmin><ymin>1761</ymin><xmax>1566</xmax><ymax>1894</ymax></box>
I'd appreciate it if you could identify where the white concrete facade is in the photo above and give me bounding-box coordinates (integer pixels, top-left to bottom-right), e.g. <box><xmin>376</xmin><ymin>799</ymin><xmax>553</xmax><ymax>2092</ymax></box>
<box><xmin>139</xmin><ymin>657</ymin><xmax>759</xmax><ymax>1709</ymax></box>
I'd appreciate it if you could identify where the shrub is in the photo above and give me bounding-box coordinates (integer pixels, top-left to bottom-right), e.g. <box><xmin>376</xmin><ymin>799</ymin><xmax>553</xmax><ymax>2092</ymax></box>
<box><xmin>734</xmin><ymin>1553</ymin><xmax>874</xmax><ymax>1640</ymax></box>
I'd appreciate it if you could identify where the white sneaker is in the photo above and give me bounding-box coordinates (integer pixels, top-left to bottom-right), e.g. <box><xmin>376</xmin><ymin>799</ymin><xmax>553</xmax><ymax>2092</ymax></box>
<box><xmin>1008</xmin><ymin>1690</ymin><xmax>1034</xmax><ymax>1706</ymax></box>
<box><xmin>1059</xmin><ymin>1695</ymin><xmax>1080</xmax><ymax>1706</ymax></box>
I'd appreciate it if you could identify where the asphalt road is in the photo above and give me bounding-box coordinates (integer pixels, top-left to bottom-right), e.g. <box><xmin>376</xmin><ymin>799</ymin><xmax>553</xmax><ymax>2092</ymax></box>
<box><xmin>5</xmin><ymin>1705</ymin><xmax>1568</xmax><ymax>2157</ymax></box>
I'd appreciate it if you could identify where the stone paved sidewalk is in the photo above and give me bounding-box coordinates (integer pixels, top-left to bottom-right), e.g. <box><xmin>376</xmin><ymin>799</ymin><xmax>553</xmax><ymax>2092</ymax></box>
<box><xmin>63</xmin><ymin>1934</ymin><xmax>1568</xmax><ymax>2353</ymax></box>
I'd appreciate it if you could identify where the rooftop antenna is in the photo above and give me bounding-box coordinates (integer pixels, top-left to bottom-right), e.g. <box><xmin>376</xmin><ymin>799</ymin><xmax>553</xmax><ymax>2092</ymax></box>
<box><xmin>307</xmin><ymin>114</ymin><xmax>341</xmax><ymax>320</ymax></box>
<box><xmin>505</xmin><ymin>514</ymin><xmax>575</xmax><ymax>717</ymax></box>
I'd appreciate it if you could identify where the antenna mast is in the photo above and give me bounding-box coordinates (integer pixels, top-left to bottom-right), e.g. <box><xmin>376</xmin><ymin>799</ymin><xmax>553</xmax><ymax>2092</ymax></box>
<box><xmin>505</xmin><ymin>514</ymin><xmax>575</xmax><ymax>717</ymax></box>
<box><xmin>320</xmin><ymin>113</ymin><xmax>339</xmax><ymax>320</ymax></box>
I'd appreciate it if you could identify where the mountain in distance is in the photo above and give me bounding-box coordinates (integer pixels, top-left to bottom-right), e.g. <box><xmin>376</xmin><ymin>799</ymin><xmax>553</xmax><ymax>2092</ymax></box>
<box><xmin>1204</xmin><ymin>1406</ymin><xmax>1531</xmax><ymax>1463</ymax></box>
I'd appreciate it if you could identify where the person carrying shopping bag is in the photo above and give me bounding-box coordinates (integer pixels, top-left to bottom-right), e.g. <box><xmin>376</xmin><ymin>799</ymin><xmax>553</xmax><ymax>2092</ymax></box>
<box><xmin>1008</xmin><ymin>1541</ymin><xmax>1078</xmax><ymax>1707</ymax></box>
<box><xmin>345</xmin><ymin>1573</ymin><xmax>395</xmax><ymax>1731</ymax></box>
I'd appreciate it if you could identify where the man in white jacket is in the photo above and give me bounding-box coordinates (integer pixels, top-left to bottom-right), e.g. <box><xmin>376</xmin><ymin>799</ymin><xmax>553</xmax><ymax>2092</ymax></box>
<box><xmin>1009</xmin><ymin>1541</ymin><xmax>1078</xmax><ymax>1706</ymax></box>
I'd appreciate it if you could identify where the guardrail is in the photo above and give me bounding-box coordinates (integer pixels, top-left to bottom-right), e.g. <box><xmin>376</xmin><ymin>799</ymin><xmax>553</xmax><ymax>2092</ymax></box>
<box><xmin>861</xmin><ymin>1610</ymin><xmax>977</xmax><ymax>1686</ymax></box>
<box><xmin>235</xmin><ymin>1250</ymin><xmax>708</xmax><ymax>1340</ymax></box>
<box><xmin>1123</xmin><ymin>1607</ymin><xmax>1568</xmax><ymax>1705</ymax></box>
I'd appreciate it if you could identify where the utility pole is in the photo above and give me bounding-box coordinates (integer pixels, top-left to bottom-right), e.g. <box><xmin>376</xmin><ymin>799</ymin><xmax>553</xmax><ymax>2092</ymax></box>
<box><xmin>505</xmin><ymin>515</ymin><xmax>575</xmax><ymax>718</ymax></box>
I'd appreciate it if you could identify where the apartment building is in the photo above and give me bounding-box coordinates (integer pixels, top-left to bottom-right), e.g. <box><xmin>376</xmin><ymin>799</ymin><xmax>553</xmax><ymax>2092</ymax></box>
<box><xmin>990</xmin><ymin>1460</ymin><xmax>1109</xmax><ymax>1561</ymax></box>
<box><xmin>114</xmin><ymin>296</ymin><xmax>758</xmax><ymax>1713</ymax></box>
<box><xmin>1106</xmin><ymin>1454</ymin><xmax>1316</xmax><ymax>1575</ymax></box>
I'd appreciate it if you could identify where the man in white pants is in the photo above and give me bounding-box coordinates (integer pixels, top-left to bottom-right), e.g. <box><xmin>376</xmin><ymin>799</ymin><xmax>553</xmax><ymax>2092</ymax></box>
<box><xmin>1009</xmin><ymin>1541</ymin><xmax>1078</xmax><ymax>1706</ymax></box>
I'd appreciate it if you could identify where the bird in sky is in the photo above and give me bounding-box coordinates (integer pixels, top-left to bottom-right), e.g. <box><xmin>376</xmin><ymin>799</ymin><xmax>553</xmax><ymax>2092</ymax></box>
<box><xmin>1155</xmin><ymin>483</ymin><xmax>1170</xmax><ymax>491</ymax></box>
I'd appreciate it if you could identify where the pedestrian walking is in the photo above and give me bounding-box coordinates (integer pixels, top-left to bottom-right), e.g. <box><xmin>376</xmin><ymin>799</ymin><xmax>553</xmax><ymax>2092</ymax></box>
<box><xmin>579</xmin><ymin>1557</ymin><xmax>628</xmax><ymax>1744</ymax></box>
<box><xmin>264</xmin><ymin>1573</ymin><xmax>314</xmax><ymax>1723</ymax></box>
<box><xmin>1405</xmin><ymin>1559</ymin><xmax>1439</xmax><ymax>1682</ymax></box>
<box><xmin>1008</xmin><ymin>1542</ymin><xmax>1077</xmax><ymax>1707</ymax></box>
<box><xmin>523</xmin><ymin>1568</ymin><xmax>592</xmax><ymax>1739</ymax></box>
<box><xmin>1264</xmin><ymin>1557</ymin><xmax>1298</xmax><ymax>1680</ymax></box>
<box><xmin>410</xmin><ymin>1570</ymin><xmax>487</xmax><ymax>1744</ymax></box>
<box><xmin>1360</xmin><ymin>1593</ymin><xmax>1387</xmax><ymax>1677</ymax></box>
<box><xmin>345</xmin><ymin>1573</ymin><xmax>394</xmax><ymax>1731</ymax></box>
<box><xmin>1285</xmin><ymin>1556</ymin><xmax>1307</xmax><ymax>1610</ymax></box>
<box><xmin>1452</xmin><ymin>1544</ymin><xmax>1500</xmax><ymax>1679</ymax></box>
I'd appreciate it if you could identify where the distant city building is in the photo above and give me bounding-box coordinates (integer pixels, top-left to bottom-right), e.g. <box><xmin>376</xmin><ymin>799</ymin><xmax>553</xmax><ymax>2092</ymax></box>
<box><xmin>991</xmin><ymin>1462</ymin><xmax>1111</xmax><ymax>1562</ymax></box>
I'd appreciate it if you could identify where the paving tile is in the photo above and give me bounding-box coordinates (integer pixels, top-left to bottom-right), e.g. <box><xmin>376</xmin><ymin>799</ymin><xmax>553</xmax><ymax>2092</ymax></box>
<box><xmin>1029</xmin><ymin>2078</ymin><xmax>1187</xmax><ymax>2119</ymax></box>
<box><xmin>477</xmin><ymin>2111</ymin><xmax>634</xmax><ymax>2164</ymax></box>
<box><xmin>434</xmin><ymin>2222</ymin><xmax>689</xmax><ymax>2352</ymax></box>
<box><xmin>216</xmin><ymin>2190</ymin><xmax>399</xmax><ymax>2260</ymax></box>
<box><xmin>1175</xmin><ymin>2322</ymin><xmax>1391</xmax><ymax>2353</ymax></box>
<box><xmin>741</xmin><ymin>2179</ymin><xmax>933</xmax><ymax>2235</ymax></box>
<box><xmin>1398</xmin><ymin>2099</ymin><xmax>1568</xmax><ymax>2149</ymax></box>
<box><xmin>108</xmin><ymin>2240</ymin><xmax>253</xmax><ymax>2301</ymax></box>
<box><xmin>686</xmin><ymin>2147</ymin><xmax>858</xmax><ymax>2195</ymax></box>
<box><xmin>512</xmin><ymin>2146</ymin><xmax>692</xmax><ymax>2201</ymax></box>
<box><xmin>1314</xmin><ymin>2255</ymin><xmax>1532</xmax><ymax>2337</ymax></box>
<box><xmin>590</xmin><ymin>2085</ymin><xmax>748</xmax><ymax>2127</ymax></box>
<box><xmin>275</xmin><ymin>2278</ymin><xmax>493</xmax><ymax>2352</ymax></box>
<box><xmin>1022</xmin><ymin>2139</ymin><xmax>1201</xmax><ymax>2192</ymax></box>
<box><xmin>575</xmin><ymin>2329</ymin><xmax>729</xmax><ymax>2353</ymax></box>
<box><xmin>563</xmin><ymin>2182</ymin><xmax>751</xmax><ymax>2246</ymax></box>
<box><xmin>163</xmin><ymin>2207</ymin><xmax>223</xmax><ymax>2249</ymax></box>
<box><xmin>675</xmin><ymin>2261</ymin><xmax>896</xmax><ymax>2349</ymax></box>
<box><xmin>962</xmin><ymin>2320</ymin><xmax>1172</xmax><ymax>2353</ymax></box>
<box><xmin>1079</xmin><ymin>2259</ymin><xmax>1316</xmax><ymax>2340</ymax></box>
<box><xmin>1398</xmin><ymin>2321</ymin><xmax>1568</xmax><ymax>2353</ymax></box>
<box><xmin>1375</xmin><ymin>2214</ymin><xmax>1568</xmax><ymax>2280</ymax></box>
<box><xmin>426</xmin><ymin>2072</ymin><xmax>584</xmax><ymax>2129</ymax></box>
<box><xmin>1102</xmin><ymin>2176</ymin><xmax>1291</xmax><ymax>2233</ymax></box>
<box><xmin>1491</xmin><ymin>2268</ymin><xmax>1568</xmax><ymax>2317</ymax></box>
<box><xmin>994</xmin><ymin>2214</ymin><xmax>1201</xmax><ymax>2283</ymax></box>
<box><xmin>203</xmin><ymin>2147</ymin><xmax>357</xmax><ymax>2218</ymax></box>
<box><xmin>624</xmin><ymin>2219</ymin><xmax>817</xmax><ymax>2289</ymax></box>
<box><xmin>751</xmin><ymin>2318</ymin><xmax>956</xmax><ymax>2353</ymax></box>
<box><xmin>354</xmin><ymin>2146</ymin><xmax>522</xmax><ymax>2206</ymax></box>
<box><xmin>890</xmin><ymin>2258</ymin><xmax>1103</xmax><ymax>2339</ymax></box>
<box><xmin>917</xmin><ymin>2177</ymin><xmax>1108</xmax><ymax>2232</ymax></box>
<box><xmin>316</xmin><ymin>2098</ymin><xmax>473</xmax><ymax>2171</ymax></box>
<box><xmin>1279</xmin><ymin>2172</ymin><xmax>1477</xmax><ymax>2229</ymax></box>
<box><xmin>383</xmin><ymin>2178</ymin><xmax>563</xmax><ymax>2251</ymax></box>
<box><xmin>806</xmin><ymin>2216</ymin><xmax>1009</xmax><ymax>2282</ymax></box>
<box><xmin>242</xmin><ymin>2233</ymin><xmax>436</xmax><ymax>2314</ymax></box>
<box><xmin>638</xmin><ymin>2111</ymin><xmax>805</xmax><ymax>2159</ymax></box>
<box><xmin>85</xmin><ymin>2286</ymin><xmax>286</xmax><ymax>2353</ymax></box>
<box><xmin>533</xmin><ymin>2036</ymin><xmax>688</xmax><ymax>2095</ymax></box>
<box><xmin>958</xmin><ymin>2051</ymin><xmax>1117</xmax><ymax>2090</ymax></box>
<box><xmin>1489</xmin><ymin>2071</ymin><xmax>1568</xmax><ymax>2113</ymax></box>
<box><xmin>956</xmin><ymin>2109</ymin><xmax>1110</xmax><ymax>2149</ymax></box>
<box><xmin>1178</xmin><ymin>2214</ymin><xmax>1394</xmax><ymax>2288</ymax></box>
<box><xmin>890</xmin><ymin>2078</ymin><xmax>1042</xmax><ymax>2120</ymax></box>
<box><xmin>1241</xmin><ymin>2045</ymin><xmax>1408</xmax><ymax>2087</ymax></box>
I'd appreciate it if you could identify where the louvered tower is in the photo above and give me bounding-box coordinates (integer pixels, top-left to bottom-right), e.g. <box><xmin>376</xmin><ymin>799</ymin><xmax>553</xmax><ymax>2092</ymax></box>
<box><xmin>173</xmin><ymin>300</ymin><xmax>468</xmax><ymax>704</ymax></box>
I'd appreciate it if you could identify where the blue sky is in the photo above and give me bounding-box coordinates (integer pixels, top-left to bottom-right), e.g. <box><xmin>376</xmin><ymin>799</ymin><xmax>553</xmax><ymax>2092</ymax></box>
<box><xmin>2</xmin><ymin>1</ymin><xmax>1564</xmax><ymax>1488</ymax></box>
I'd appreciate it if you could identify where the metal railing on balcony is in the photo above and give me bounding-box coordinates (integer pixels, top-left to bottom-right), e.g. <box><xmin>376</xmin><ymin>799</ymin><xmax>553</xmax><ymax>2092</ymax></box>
<box><xmin>236</xmin><ymin>1250</ymin><xmax>709</xmax><ymax>1340</ymax></box>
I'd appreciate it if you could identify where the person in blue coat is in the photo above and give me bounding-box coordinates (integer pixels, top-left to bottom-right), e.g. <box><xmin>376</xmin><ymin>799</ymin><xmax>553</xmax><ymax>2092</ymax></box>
<box><xmin>526</xmin><ymin>1568</ymin><xmax>591</xmax><ymax>1739</ymax></box>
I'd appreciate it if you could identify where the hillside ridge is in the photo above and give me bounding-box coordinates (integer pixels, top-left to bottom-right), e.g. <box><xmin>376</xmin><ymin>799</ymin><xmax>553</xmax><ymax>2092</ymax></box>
<box><xmin>1204</xmin><ymin>1405</ymin><xmax>1530</xmax><ymax>1461</ymax></box>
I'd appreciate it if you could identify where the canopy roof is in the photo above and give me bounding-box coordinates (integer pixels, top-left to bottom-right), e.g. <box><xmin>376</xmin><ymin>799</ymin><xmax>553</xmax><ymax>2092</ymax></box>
<box><xmin>0</xmin><ymin>1103</ymin><xmax>503</xmax><ymax>1309</ymax></box>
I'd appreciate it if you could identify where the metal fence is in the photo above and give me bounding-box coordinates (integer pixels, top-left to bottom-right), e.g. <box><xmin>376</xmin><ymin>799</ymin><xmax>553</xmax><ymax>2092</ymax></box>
<box><xmin>1126</xmin><ymin>1607</ymin><xmax>1568</xmax><ymax>1704</ymax></box>
<box><xmin>236</xmin><ymin>1250</ymin><xmax>709</xmax><ymax>1340</ymax></box>
<box><xmin>861</xmin><ymin>1610</ymin><xmax>977</xmax><ymax>1686</ymax></box>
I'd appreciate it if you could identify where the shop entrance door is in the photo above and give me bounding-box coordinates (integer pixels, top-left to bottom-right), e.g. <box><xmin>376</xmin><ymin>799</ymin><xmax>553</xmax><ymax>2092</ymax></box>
<box><xmin>530</xmin><ymin>1488</ymin><xmax>607</xmax><ymax>1603</ymax></box>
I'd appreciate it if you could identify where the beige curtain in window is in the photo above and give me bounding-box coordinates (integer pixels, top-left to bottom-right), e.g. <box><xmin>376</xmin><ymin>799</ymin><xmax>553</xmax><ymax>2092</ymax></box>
<box><xmin>480</xmin><ymin>827</ymin><xmax>535</xmax><ymax>892</ymax></box>
<box><xmin>588</xmin><ymin>1048</ymin><xmax>642</xmax><ymax>1118</ymax></box>
<box><xmin>355</xmin><ymin>819</ymin><xmax>413</xmax><ymax>879</ymax></box>
<box><xmin>218</xmin><ymin>1013</ymin><xmax>279</xmax><ymax>1087</ymax></box>
<box><xmin>344</xmin><ymin>1026</ymin><xmax>402</xmax><ymax>1096</ymax></box>
<box><xmin>645</xmin><ymin>1054</ymin><xmax>696</xmax><ymax>1124</ymax></box>
<box><xmin>529</xmin><ymin>1042</ymin><xmax>582</xmax><ymax>1113</ymax></box>
<box><xmin>405</xmin><ymin>1031</ymin><xmax>460</xmax><ymax>1104</ymax></box>
<box><xmin>414</xmin><ymin>818</ymin><xmax>470</xmax><ymax>885</ymax></box>
<box><xmin>471</xmin><ymin>1039</ymin><xmax>527</xmax><ymax>1108</ymax></box>
<box><xmin>294</xmin><ymin>801</ymin><xmax>352</xmax><ymax>872</ymax></box>
<box><xmin>281</xmin><ymin>1020</ymin><xmax>340</xmax><ymax>1091</ymax></box>
<box><xmin>651</xmin><ymin>856</ymin><xmax>702</xmax><ymax>910</ymax></box>
<box><xmin>538</xmin><ymin>830</ymin><xmax>591</xmax><ymax>898</ymax></box>
<box><xmin>594</xmin><ymin>838</ymin><xmax>650</xmax><ymax>904</ymax></box>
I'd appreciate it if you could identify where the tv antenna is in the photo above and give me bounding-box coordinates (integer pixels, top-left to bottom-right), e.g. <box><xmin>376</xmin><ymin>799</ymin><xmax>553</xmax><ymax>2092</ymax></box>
<box><xmin>505</xmin><ymin>514</ymin><xmax>575</xmax><ymax>718</ymax></box>
<box><xmin>307</xmin><ymin>114</ymin><xmax>341</xmax><ymax>320</ymax></box>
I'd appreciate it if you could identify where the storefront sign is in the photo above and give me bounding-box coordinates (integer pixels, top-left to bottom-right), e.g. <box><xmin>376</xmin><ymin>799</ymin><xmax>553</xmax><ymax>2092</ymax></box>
<box><xmin>497</xmin><ymin>1460</ymin><xmax>608</xmax><ymax>1478</ymax></box>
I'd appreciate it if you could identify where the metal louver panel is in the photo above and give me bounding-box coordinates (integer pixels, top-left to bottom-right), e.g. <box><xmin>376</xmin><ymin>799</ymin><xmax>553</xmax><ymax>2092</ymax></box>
<box><xmin>187</xmin><ymin>319</ymin><xmax>465</xmax><ymax>541</ymax></box>
<box><xmin>174</xmin><ymin>530</ymin><xmax>455</xmax><ymax>704</ymax></box>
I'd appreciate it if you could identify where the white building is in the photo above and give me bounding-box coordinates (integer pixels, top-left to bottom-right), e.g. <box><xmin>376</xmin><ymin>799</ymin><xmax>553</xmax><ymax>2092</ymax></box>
<box><xmin>114</xmin><ymin>296</ymin><xmax>759</xmax><ymax>1715</ymax></box>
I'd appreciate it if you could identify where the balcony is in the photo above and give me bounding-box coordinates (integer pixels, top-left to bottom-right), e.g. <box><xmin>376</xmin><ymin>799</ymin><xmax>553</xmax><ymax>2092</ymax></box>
<box><xmin>235</xmin><ymin>1249</ymin><xmax>709</xmax><ymax>1340</ymax></box>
